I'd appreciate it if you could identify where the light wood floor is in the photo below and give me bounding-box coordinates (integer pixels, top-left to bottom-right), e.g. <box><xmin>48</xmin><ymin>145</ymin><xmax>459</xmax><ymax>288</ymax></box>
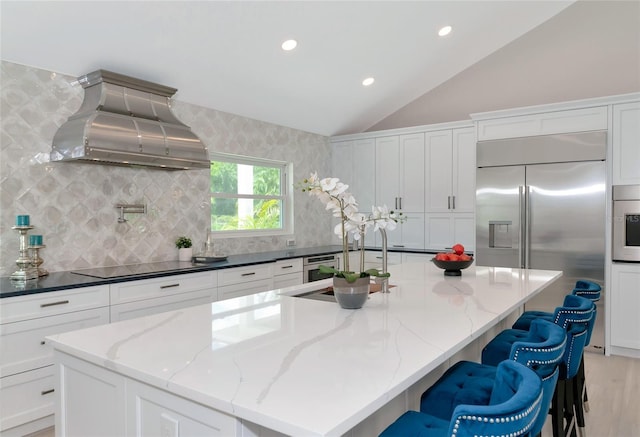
<box><xmin>26</xmin><ymin>353</ymin><xmax>640</xmax><ymax>437</ymax></box>
<box><xmin>540</xmin><ymin>352</ymin><xmax>640</xmax><ymax>437</ymax></box>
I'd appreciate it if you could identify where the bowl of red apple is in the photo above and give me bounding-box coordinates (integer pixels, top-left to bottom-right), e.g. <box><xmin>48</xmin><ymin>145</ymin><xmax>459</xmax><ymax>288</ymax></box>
<box><xmin>431</xmin><ymin>244</ymin><xmax>474</xmax><ymax>276</ymax></box>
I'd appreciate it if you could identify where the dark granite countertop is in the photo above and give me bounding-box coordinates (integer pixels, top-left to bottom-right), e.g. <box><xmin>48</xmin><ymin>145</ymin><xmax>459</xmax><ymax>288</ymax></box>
<box><xmin>0</xmin><ymin>245</ymin><xmax>447</xmax><ymax>299</ymax></box>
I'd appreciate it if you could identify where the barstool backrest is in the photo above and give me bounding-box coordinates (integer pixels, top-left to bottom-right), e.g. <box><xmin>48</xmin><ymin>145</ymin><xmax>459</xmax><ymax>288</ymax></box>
<box><xmin>553</xmin><ymin>294</ymin><xmax>594</xmax><ymax>379</ymax></box>
<box><xmin>572</xmin><ymin>280</ymin><xmax>601</xmax><ymax>346</ymax></box>
<box><xmin>510</xmin><ymin>319</ymin><xmax>566</xmax><ymax>436</ymax></box>
<box><xmin>448</xmin><ymin>361</ymin><xmax>543</xmax><ymax>437</ymax></box>
<box><xmin>572</xmin><ymin>279</ymin><xmax>601</xmax><ymax>302</ymax></box>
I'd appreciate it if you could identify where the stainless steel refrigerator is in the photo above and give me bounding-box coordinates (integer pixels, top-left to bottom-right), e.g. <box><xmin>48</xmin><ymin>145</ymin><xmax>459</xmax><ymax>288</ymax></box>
<box><xmin>475</xmin><ymin>131</ymin><xmax>607</xmax><ymax>353</ymax></box>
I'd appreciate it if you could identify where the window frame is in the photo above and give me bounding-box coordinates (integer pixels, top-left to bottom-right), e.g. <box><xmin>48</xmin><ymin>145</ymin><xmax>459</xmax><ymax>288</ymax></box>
<box><xmin>209</xmin><ymin>152</ymin><xmax>293</xmax><ymax>238</ymax></box>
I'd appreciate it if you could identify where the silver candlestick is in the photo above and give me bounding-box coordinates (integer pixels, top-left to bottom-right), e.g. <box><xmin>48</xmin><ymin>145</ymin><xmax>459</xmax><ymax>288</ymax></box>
<box><xmin>29</xmin><ymin>244</ymin><xmax>48</xmax><ymax>277</ymax></box>
<box><xmin>11</xmin><ymin>225</ymin><xmax>38</xmax><ymax>281</ymax></box>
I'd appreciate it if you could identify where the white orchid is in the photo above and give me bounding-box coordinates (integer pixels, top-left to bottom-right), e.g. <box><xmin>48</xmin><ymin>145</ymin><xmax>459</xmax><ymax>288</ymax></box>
<box><xmin>299</xmin><ymin>172</ymin><xmax>404</xmax><ymax>279</ymax></box>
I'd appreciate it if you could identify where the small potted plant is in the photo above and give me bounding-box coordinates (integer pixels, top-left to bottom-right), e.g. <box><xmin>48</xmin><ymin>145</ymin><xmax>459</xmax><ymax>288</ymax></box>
<box><xmin>175</xmin><ymin>236</ymin><xmax>193</xmax><ymax>262</ymax></box>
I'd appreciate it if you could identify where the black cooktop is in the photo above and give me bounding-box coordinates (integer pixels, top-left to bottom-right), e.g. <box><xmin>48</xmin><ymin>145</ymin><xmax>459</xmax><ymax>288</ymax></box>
<box><xmin>71</xmin><ymin>261</ymin><xmax>199</xmax><ymax>279</ymax></box>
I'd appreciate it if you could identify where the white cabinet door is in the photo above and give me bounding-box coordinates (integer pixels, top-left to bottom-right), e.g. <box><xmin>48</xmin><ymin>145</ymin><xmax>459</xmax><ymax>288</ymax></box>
<box><xmin>612</xmin><ymin>101</ymin><xmax>640</xmax><ymax>185</ymax></box>
<box><xmin>452</xmin><ymin>127</ymin><xmax>476</xmax><ymax>212</ymax></box>
<box><xmin>375</xmin><ymin>136</ymin><xmax>400</xmax><ymax>209</ymax></box>
<box><xmin>127</xmin><ymin>378</ymin><xmax>238</xmax><ymax>436</ymax></box>
<box><xmin>425</xmin><ymin>213</ymin><xmax>475</xmax><ymax>251</ymax></box>
<box><xmin>400</xmin><ymin>133</ymin><xmax>426</xmax><ymax>212</ymax></box>
<box><xmin>610</xmin><ymin>263</ymin><xmax>640</xmax><ymax>352</ymax></box>
<box><xmin>376</xmin><ymin>134</ymin><xmax>425</xmax><ymax>213</ymax></box>
<box><xmin>425</xmin><ymin>130</ymin><xmax>454</xmax><ymax>212</ymax></box>
<box><xmin>425</xmin><ymin>127</ymin><xmax>476</xmax><ymax>213</ymax></box>
<box><xmin>352</xmin><ymin>138</ymin><xmax>376</xmax><ymax>213</ymax></box>
<box><xmin>0</xmin><ymin>365</ymin><xmax>55</xmax><ymax>433</ymax></box>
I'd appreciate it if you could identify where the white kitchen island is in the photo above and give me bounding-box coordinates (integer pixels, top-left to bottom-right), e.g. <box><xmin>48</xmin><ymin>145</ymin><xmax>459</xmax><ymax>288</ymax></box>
<box><xmin>47</xmin><ymin>262</ymin><xmax>561</xmax><ymax>437</ymax></box>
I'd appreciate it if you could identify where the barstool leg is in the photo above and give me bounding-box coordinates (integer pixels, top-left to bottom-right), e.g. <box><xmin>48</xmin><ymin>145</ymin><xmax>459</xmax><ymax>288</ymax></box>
<box><xmin>574</xmin><ymin>357</ymin><xmax>586</xmax><ymax>430</ymax></box>
<box><xmin>564</xmin><ymin>377</ymin><xmax>577</xmax><ymax>437</ymax></box>
<box><xmin>551</xmin><ymin>380</ymin><xmax>565</xmax><ymax>437</ymax></box>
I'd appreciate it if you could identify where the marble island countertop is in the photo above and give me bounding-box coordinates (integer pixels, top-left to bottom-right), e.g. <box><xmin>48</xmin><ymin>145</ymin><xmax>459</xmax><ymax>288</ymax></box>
<box><xmin>47</xmin><ymin>262</ymin><xmax>561</xmax><ymax>436</ymax></box>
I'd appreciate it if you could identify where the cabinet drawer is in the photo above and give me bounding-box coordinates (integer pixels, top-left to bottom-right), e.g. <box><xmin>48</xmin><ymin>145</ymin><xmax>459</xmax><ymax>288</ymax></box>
<box><xmin>0</xmin><ymin>286</ymin><xmax>109</xmax><ymax>324</ymax></box>
<box><xmin>273</xmin><ymin>258</ymin><xmax>303</xmax><ymax>275</ymax></box>
<box><xmin>1</xmin><ymin>307</ymin><xmax>109</xmax><ymax>378</ymax></box>
<box><xmin>110</xmin><ymin>271</ymin><xmax>216</xmax><ymax>305</ymax></box>
<box><xmin>0</xmin><ymin>365</ymin><xmax>55</xmax><ymax>432</ymax></box>
<box><xmin>110</xmin><ymin>289</ymin><xmax>213</xmax><ymax>322</ymax></box>
<box><xmin>273</xmin><ymin>272</ymin><xmax>303</xmax><ymax>289</ymax></box>
<box><xmin>218</xmin><ymin>279</ymin><xmax>273</xmax><ymax>301</ymax></box>
<box><xmin>218</xmin><ymin>264</ymin><xmax>272</xmax><ymax>287</ymax></box>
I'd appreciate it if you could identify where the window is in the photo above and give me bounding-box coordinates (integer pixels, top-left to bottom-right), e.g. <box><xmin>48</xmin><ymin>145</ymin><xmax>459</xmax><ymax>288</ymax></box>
<box><xmin>209</xmin><ymin>153</ymin><xmax>292</xmax><ymax>236</ymax></box>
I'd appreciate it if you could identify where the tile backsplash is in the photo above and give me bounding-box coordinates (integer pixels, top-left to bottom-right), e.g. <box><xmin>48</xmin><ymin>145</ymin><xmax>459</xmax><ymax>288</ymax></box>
<box><xmin>0</xmin><ymin>61</ymin><xmax>333</xmax><ymax>276</ymax></box>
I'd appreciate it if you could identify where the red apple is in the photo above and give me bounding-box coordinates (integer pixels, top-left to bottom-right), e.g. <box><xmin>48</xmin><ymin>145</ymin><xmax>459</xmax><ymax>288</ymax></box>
<box><xmin>452</xmin><ymin>243</ymin><xmax>465</xmax><ymax>255</ymax></box>
<box><xmin>435</xmin><ymin>253</ymin><xmax>449</xmax><ymax>261</ymax></box>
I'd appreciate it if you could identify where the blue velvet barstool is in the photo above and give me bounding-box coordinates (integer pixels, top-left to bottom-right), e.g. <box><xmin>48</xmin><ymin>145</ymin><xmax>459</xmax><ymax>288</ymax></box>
<box><xmin>379</xmin><ymin>361</ymin><xmax>543</xmax><ymax>437</ymax></box>
<box><xmin>482</xmin><ymin>295</ymin><xmax>594</xmax><ymax>437</ymax></box>
<box><xmin>419</xmin><ymin>319</ymin><xmax>566</xmax><ymax>437</ymax></box>
<box><xmin>511</xmin><ymin>280</ymin><xmax>601</xmax><ymax>433</ymax></box>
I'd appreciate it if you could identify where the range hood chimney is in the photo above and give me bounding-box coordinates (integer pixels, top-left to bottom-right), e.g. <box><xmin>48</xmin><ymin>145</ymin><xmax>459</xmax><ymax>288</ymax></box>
<box><xmin>51</xmin><ymin>70</ymin><xmax>209</xmax><ymax>170</ymax></box>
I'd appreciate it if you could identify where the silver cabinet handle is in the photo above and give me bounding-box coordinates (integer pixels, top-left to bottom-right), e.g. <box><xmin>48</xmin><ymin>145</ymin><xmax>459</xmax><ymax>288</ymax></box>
<box><xmin>392</xmin><ymin>245</ymin><xmax>405</xmax><ymax>248</ymax></box>
<box><xmin>41</xmin><ymin>389</ymin><xmax>55</xmax><ymax>396</ymax></box>
<box><xmin>447</xmin><ymin>196</ymin><xmax>451</xmax><ymax>209</ymax></box>
<box><xmin>41</xmin><ymin>300</ymin><xmax>69</xmax><ymax>308</ymax></box>
<box><xmin>280</xmin><ymin>265</ymin><xmax>293</xmax><ymax>269</ymax></box>
<box><xmin>160</xmin><ymin>283</ymin><xmax>180</xmax><ymax>289</ymax></box>
<box><xmin>398</xmin><ymin>197</ymin><xmax>402</xmax><ymax>210</ymax></box>
<box><xmin>518</xmin><ymin>186</ymin><xmax>525</xmax><ymax>268</ymax></box>
<box><xmin>241</xmin><ymin>272</ymin><xmax>256</xmax><ymax>277</ymax></box>
<box><xmin>452</xmin><ymin>195</ymin><xmax>456</xmax><ymax>210</ymax></box>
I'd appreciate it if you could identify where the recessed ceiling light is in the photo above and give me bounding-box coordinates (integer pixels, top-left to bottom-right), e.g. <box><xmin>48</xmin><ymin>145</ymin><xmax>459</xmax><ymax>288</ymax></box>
<box><xmin>438</xmin><ymin>25</ymin><xmax>452</xmax><ymax>37</ymax></box>
<box><xmin>281</xmin><ymin>39</ymin><xmax>298</xmax><ymax>51</ymax></box>
<box><xmin>362</xmin><ymin>77</ymin><xmax>375</xmax><ymax>87</ymax></box>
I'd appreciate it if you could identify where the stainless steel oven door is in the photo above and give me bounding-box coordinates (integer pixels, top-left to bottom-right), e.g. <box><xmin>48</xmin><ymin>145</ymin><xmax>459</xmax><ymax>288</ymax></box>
<box><xmin>303</xmin><ymin>254</ymin><xmax>338</xmax><ymax>283</ymax></box>
<box><xmin>612</xmin><ymin>185</ymin><xmax>640</xmax><ymax>262</ymax></box>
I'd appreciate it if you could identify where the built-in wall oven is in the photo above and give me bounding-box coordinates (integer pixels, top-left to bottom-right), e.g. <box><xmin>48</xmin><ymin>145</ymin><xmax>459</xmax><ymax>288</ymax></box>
<box><xmin>613</xmin><ymin>185</ymin><xmax>640</xmax><ymax>262</ymax></box>
<box><xmin>303</xmin><ymin>254</ymin><xmax>339</xmax><ymax>283</ymax></box>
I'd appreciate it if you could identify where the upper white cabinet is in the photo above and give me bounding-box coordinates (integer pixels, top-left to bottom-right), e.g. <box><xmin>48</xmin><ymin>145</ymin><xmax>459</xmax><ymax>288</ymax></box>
<box><xmin>332</xmin><ymin>138</ymin><xmax>376</xmax><ymax>212</ymax></box>
<box><xmin>475</xmin><ymin>106</ymin><xmax>608</xmax><ymax>141</ymax></box>
<box><xmin>375</xmin><ymin>133</ymin><xmax>425</xmax><ymax>213</ymax></box>
<box><xmin>332</xmin><ymin>138</ymin><xmax>376</xmax><ymax>247</ymax></box>
<box><xmin>425</xmin><ymin>127</ymin><xmax>476</xmax><ymax>213</ymax></box>
<box><xmin>612</xmin><ymin>101</ymin><xmax>640</xmax><ymax>186</ymax></box>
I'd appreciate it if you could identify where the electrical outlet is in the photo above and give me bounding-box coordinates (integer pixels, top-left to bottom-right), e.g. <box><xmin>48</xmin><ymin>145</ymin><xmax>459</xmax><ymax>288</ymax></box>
<box><xmin>286</xmin><ymin>239</ymin><xmax>296</xmax><ymax>247</ymax></box>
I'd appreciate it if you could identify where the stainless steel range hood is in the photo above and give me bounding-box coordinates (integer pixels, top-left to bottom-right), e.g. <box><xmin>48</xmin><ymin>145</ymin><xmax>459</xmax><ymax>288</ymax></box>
<box><xmin>51</xmin><ymin>70</ymin><xmax>209</xmax><ymax>170</ymax></box>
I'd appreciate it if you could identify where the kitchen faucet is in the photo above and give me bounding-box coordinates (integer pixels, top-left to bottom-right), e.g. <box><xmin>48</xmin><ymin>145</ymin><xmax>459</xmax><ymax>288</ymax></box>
<box><xmin>378</xmin><ymin>228</ymin><xmax>390</xmax><ymax>293</ymax></box>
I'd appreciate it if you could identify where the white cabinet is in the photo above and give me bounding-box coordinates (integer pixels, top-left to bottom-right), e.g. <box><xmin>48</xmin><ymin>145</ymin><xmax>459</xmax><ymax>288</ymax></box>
<box><xmin>387</xmin><ymin>213</ymin><xmax>425</xmax><ymax>250</ymax></box>
<box><xmin>273</xmin><ymin>258</ymin><xmax>303</xmax><ymax>289</ymax></box>
<box><xmin>375</xmin><ymin>133</ymin><xmax>425</xmax><ymax>213</ymax></box>
<box><xmin>218</xmin><ymin>264</ymin><xmax>274</xmax><ymax>301</ymax></box>
<box><xmin>332</xmin><ymin>138</ymin><xmax>377</xmax><ymax>247</ymax></box>
<box><xmin>425</xmin><ymin>127</ymin><xmax>476</xmax><ymax>213</ymax></box>
<box><xmin>612</xmin><ymin>101</ymin><xmax>640</xmax><ymax>185</ymax></box>
<box><xmin>55</xmin><ymin>351</ymin><xmax>239</xmax><ymax>437</ymax></box>
<box><xmin>109</xmin><ymin>271</ymin><xmax>217</xmax><ymax>322</ymax></box>
<box><xmin>425</xmin><ymin>213</ymin><xmax>475</xmax><ymax>252</ymax></box>
<box><xmin>610</xmin><ymin>263</ymin><xmax>640</xmax><ymax>356</ymax></box>
<box><xmin>0</xmin><ymin>286</ymin><xmax>110</xmax><ymax>435</ymax></box>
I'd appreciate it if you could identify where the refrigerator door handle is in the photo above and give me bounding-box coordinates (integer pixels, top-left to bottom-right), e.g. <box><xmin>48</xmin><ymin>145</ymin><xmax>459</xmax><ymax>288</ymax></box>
<box><xmin>525</xmin><ymin>185</ymin><xmax>532</xmax><ymax>269</ymax></box>
<box><xmin>519</xmin><ymin>186</ymin><xmax>525</xmax><ymax>268</ymax></box>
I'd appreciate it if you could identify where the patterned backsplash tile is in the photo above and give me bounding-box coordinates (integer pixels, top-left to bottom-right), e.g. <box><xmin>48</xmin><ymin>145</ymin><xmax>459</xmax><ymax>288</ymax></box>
<box><xmin>0</xmin><ymin>61</ymin><xmax>333</xmax><ymax>276</ymax></box>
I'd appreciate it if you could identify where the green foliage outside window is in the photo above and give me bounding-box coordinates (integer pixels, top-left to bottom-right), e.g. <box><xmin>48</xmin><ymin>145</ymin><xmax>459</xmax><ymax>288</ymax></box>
<box><xmin>210</xmin><ymin>159</ymin><xmax>285</xmax><ymax>232</ymax></box>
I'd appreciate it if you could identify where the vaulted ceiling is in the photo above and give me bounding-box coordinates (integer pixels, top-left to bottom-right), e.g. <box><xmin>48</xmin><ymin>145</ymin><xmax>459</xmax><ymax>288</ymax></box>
<box><xmin>2</xmin><ymin>1</ymin><xmax>637</xmax><ymax>137</ymax></box>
